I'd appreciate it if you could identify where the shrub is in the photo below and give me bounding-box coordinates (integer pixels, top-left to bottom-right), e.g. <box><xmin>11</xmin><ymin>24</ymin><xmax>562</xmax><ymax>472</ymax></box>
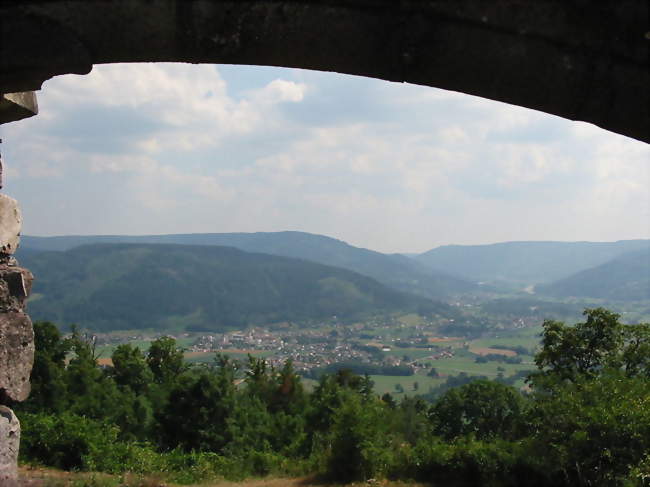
<box><xmin>19</xmin><ymin>412</ymin><xmax>123</xmax><ymax>471</ymax></box>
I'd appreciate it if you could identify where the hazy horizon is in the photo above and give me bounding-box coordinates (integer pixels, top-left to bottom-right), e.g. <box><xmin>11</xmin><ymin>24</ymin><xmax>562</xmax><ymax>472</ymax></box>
<box><xmin>19</xmin><ymin>230</ymin><xmax>650</xmax><ymax>255</ymax></box>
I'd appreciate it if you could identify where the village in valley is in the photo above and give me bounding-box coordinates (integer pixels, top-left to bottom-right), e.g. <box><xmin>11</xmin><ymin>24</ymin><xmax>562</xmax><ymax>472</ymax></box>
<box><xmin>93</xmin><ymin>311</ymin><xmax>539</xmax><ymax>396</ymax></box>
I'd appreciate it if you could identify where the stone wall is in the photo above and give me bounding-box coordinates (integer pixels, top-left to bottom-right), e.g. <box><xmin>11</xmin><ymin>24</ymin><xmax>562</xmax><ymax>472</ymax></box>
<box><xmin>0</xmin><ymin>193</ymin><xmax>34</xmax><ymax>485</ymax></box>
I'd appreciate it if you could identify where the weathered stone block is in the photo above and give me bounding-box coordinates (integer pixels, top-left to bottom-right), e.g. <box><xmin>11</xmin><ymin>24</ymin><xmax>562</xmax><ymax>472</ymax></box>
<box><xmin>0</xmin><ymin>311</ymin><xmax>34</xmax><ymax>402</ymax></box>
<box><xmin>0</xmin><ymin>265</ymin><xmax>33</xmax><ymax>313</ymax></box>
<box><xmin>0</xmin><ymin>195</ymin><xmax>20</xmax><ymax>255</ymax></box>
<box><xmin>0</xmin><ymin>406</ymin><xmax>19</xmax><ymax>484</ymax></box>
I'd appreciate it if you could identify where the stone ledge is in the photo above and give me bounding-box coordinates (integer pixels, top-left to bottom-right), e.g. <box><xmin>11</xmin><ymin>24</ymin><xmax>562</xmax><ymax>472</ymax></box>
<box><xmin>0</xmin><ymin>92</ymin><xmax>38</xmax><ymax>125</ymax></box>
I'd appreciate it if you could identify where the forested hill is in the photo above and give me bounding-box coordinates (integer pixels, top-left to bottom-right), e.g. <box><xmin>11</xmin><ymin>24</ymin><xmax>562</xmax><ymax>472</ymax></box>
<box><xmin>19</xmin><ymin>232</ymin><xmax>476</xmax><ymax>298</ymax></box>
<box><xmin>415</xmin><ymin>240</ymin><xmax>650</xmax><ymax>286</ymax></box>
<box><xmin>22</xmin><ymin>243</ymin><xmax>447</xmax><ymax>332</ymax></box>
<box><xmin>536</xmin><ymin>249</ymin><xmax>650</xmax><ymax>302</ymax></box>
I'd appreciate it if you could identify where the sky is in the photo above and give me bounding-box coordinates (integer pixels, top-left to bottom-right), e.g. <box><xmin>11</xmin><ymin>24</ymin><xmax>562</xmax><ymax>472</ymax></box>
<box><xmin>1</xmin><ymin>63</ymin><xmax>648</xmax><ymax>254</ymax></box>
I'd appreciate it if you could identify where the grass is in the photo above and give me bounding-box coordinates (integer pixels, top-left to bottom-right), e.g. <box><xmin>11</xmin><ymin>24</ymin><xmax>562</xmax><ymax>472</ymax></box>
<box><xmin>430</xmin><ymin>354</ymin><xmax>534</xmax><ymax>377</ymax></box>
<box><xmin>380</xmin><ymin>347</ymin><xmax>446</xmax><ymax>361</ymax></box>
<box><xmin>468</xmin><ymin>335</ymin><xmax>541</xmax><ymax>351</ymax></box>
<box><xmin>397</xmin><ymin>313</ymin><xmax>424</xmax><ymax>326</ymax></box>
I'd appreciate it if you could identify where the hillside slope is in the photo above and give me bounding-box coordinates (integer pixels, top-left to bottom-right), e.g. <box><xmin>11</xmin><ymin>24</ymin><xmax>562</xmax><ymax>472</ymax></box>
<box><xmin>20</xmin><ymin>232</ymin><xmax>475</xmax><ymax>298</ymax></box>
<box><xmin>536</xmin><ymin>249</ymin><xmax>650</xmax><ymax>302</ymax></box>
<box><xmin>415</xmin><ymin>240</ymin><xmax>650</xmax><ymax>285</ymax></box>
<box><xmin>23</xmin><ymin>243</ymin><xmax>446</xmax><ymax>332</ymax></box>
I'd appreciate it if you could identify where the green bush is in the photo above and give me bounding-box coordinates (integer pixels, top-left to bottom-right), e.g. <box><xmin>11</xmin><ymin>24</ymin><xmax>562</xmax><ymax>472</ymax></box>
<box><xmin>387</xmin><ymin>438</ymin><xmax>555</xmax><ymax>487</ymax></box>
<box><xmin>19</xmin><ymin>412</ymin><xmax>124</xmax><ymax>471</ymax></box>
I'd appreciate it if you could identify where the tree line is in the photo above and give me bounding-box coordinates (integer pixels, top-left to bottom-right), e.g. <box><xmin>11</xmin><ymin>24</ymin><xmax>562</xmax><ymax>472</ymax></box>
<box><xmin>15</xmin><ymin>308</ymin><xmax>650</xmax><ymax>486</ymax></box>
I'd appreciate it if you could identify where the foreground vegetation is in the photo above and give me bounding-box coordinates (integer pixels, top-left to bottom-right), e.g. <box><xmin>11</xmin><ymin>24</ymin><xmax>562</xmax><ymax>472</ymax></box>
<box><xmin>17</xmin><ymin>309</ymin><xmax>650</xmax><ymax>486</ymax></box>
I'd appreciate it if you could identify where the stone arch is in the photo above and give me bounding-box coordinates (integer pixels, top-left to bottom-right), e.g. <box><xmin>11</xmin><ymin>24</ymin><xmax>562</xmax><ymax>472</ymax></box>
<box><xmin>0</xmin><ymin>2</ymin><xmax>648</xmax><ymax>482</ymax></box>
<box><xmin>1</xmin><ymin>0</ymin><xmax>648</xmax><ymax>142</ymax></box>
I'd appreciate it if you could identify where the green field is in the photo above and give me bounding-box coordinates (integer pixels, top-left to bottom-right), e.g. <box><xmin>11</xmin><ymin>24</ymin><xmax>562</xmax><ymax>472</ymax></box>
<box><xmin>468</xmin><ymin>334</ymin><xmax>541</xmax><ymax>351</ymax></box>
<box><xmin>430</xmin><ymin>354</ymin><xmax>534</xmax><ymax>377</ymax></box>
<box><xmin>397</xmin><ymin>313</ymin><xmax>425</xmax><ymax>326</ymax></box>
<box><xmin>369</xmin><ymin>373</ymin><xmax>445</xmax><ymax>397</ymax></box>
<box><xmin>367</xmin><ymin>361</ymin><xmax>533</xmax><ymax>398</ymax></box>
<box><xmin>381</xmin><ymin>347</ymin><xmax>448</xmax><ymax>361</ymax></box>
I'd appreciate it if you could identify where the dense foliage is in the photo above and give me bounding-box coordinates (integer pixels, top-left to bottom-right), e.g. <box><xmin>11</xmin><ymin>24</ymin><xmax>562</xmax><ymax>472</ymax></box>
<box><xmin>17</xmin><ymin>309</ymin><xmax>650</xmax><ymax>486</ymax></box>
<box><xmin>23</xmin><ymin>243</ymin><xmax>449</xmax><ymax>332</ymax></box>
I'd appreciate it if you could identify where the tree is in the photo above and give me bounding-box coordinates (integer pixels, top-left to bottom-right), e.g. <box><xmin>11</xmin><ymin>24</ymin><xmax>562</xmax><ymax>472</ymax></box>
<box><xmin>271</xmin><ymin>359</ymin><xmax>307</xmax><ymax>414</ymax></box>
<box><xmin>244</xmin><ymin>355</ymin><xmax>274</xmax><ymax>404</ymax></box>
<box><xmin>430</xmin><ymin>380</ymin><xmax>526</xmax><ymax>441</ymax></box>
<box><xmin>236</xmin><ymin>358</ymin><xmax>308</xmax><ymax>458</ymax></box>
<box><xmin>146</xmin><ymin>336</ymin><xmax>186</xmax><ymax>384</ymax></box>
<box><xmin>19</xmin><ymin>321</ymin><xmax>70</xmax><ymax>413</ymax></box>
<box><xmin>527</xmin><ymin>308</ymin><xmax>650</xmax><ymax>485</ymax></box>
<box><xmin>532</xmin><ymin>307</ymin><xmax>623</xmax><ymax>385</ymax></box>
<box><xmin>157</xmin><ymin>370</ymin><xmax>235</xmax><ymax>452</ymax></box>
<box><xmin>307</xmin><ymin>371</ymin><xmax>361</xmax><ymax>439</ymax></box>
<box><xmin>531</xmin><ymin>307</ymin><xmax>650</xmax><ymax>389</ymax></box>
<box><xmin>326</xmin><ymin>390</ymin><xmax>393</xmax><ymax>481</ymax></box>
<box><xmin>395</xmin><ymin>396</ymin><xmax>429</xmax><ymax>445</ymax></box>
<box><xmin>110</xmin><ymin>344</ymin><xmax>153</xmax><ymax>395</ymax></box>
<box><xmin>529</xmin><ymin>370</ymin><xmax>650</xmax><ymax>486</ymax></box>
<box><xmin>621</xmin><ymin>321</ymin><xmax>650</xmax><ymax>378</ymax></box>
<box><xmin>64</xmin><ymin>327</ymin><xmax>125</xmax><ymax>422</ymax></box>
<box><xmin>381</xmin><ymin>393</ymin><xmax>396</xmax><ymax>408</ymax></box>
<box><xmin>333</xmin><ymin>368</ymin><xmax>364</xmax><ymax>391</ymax></box>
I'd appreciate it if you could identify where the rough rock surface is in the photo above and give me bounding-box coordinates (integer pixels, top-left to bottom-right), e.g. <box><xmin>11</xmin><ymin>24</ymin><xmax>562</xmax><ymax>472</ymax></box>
<box><xmin>0</xmin><ymin>262</ymin><xmax>34</xmax><ymax>403</ymax></box>
<box><xmin>0</xmin><ymin>261</ymin><xmax>33</xmax><ymax>483</ymax></box>
<box><xmin>0</xmin><ymin>406</ymin><xmax>20</xmax><ymax>485</ymax></box>
<box><xmin>0</xmin><ymin>311</ymin><xmax>34</xmax><ymax>403</ymax></box>
<box><xmin>0</xmin><ymin>194</ymin><xmax>21</xmax><ymax>255</ymax></box>
<box><xmin>0</xmin><ymin>265</ymin><xmax>33</xmax><ymax>313</ymax></box>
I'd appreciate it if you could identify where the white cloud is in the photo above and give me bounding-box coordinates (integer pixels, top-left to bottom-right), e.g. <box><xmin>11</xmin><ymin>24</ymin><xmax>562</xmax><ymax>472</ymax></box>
<box><xmin>0</xmin><ymin>63</ymin><xmax>648</xmax><ymax>252</ymax></box>
<box><xmin>254</xmin><ymin>79</ymin><xmax>307</xmax><ymax>103</ymax></box>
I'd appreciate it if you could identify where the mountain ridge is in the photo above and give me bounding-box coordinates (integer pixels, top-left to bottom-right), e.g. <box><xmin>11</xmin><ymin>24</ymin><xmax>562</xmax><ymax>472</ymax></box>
<box><xmin>414</xmin><ymin>239</ymin><xmax>650</xmax><ymax>286</ymax></box>
<box><xmin>19</xmin><ymin>232</ymin><xmax>475</xmax><ymax>299</ymax></box>
<box><xmin>536</xmin><ymin>248</ymin><xmax>650</xmax><ymax>302</ymax></box>
<box><xmin>21</xmin><ymin>242</ymin><xmax>450</xmax><ymax>332</ymax></box>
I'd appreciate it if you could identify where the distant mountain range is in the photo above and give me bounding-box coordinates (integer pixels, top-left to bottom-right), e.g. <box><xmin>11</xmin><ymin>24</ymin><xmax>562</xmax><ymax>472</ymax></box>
<box><xmin>19</xmin><ymin>232</ymin><xmax>475</xmax><ymax>299</ymax></box>
<box><xmin>415</xmin><ymin>240</ymin><xmax>650</xmax><ymax>287</ymax></box>
<box><xmin>18</xmin><ymin>234</ymin><xmax>650</xmax><ymax>314</ymax></box>
<box><xmin>22</xmin><ymin>243</ymin><xmax>449</xmax><ymax>332</ymax></box>
<box><xmin>536</xmin><ymin>249</ymin><xmax>650</xmax><ymax>302</ymax></box>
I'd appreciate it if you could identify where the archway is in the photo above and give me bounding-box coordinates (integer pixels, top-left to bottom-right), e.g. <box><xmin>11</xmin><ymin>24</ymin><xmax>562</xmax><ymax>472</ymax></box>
<box><xmin>1</xmin><ymin>0</ymin><xmax>648</xmax><ymax>142</ymax></box>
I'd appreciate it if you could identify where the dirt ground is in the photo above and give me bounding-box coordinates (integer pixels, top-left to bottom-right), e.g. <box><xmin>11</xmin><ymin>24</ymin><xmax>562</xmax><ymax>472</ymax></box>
<box><xmin>17</xmin><ymin>467</ymin><xmax>426</xmax><ymax>487</ymax></box>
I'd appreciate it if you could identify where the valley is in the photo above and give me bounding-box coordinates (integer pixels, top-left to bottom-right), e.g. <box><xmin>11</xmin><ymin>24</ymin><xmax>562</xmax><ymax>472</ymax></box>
<box><xmin>18</xmin><ymin>231</ymin><xmax>649</xmax><ymax>401</ymax></box>
<box><xmin>12</xmin><ymin>232</ymin><xmax>650</xmax><ymax>486</ymax></box>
